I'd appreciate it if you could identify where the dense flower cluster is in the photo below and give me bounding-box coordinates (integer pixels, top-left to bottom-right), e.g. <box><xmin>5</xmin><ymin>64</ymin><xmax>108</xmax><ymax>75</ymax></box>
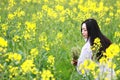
<box><xmin>0</xmin><ymin>0</ymin><xmax>120</xmax><ymax>80</ymax></box>
<box><xmin>47</xmin><ymin>55</ymin><xmax>55</xmax><ymax>67</ymax></box>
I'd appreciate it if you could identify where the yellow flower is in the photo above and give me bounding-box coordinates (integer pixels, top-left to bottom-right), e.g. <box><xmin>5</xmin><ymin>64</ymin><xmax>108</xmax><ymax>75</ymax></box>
<box><xmin>31</xmin><ymin>67</ymin><xmax>38</xmax><ymax>74</ymax></box>
<box><xmin>25</xmin><ymin>21</ymin><xmax>36</xmax><ymax>32</ymax></box>
<box><xmin>9</xmin><ymin>66</ymin><xmax>19</xmax><ymax>78</ymax></box>
<box><xmin>108</xmin><ymin>62</ymin><xmax>116</xmax><ymax>69</ymax></box>
<box><xmin>114</xmin><ymin>31</ymin><xmax>120</xmax><ymax>37</ymax></box>
<box><xmin>17</xmin><ymin>10</ymin><xmax>25</xmax><ymax>17</ymax></box>
<box><xmin>7</xmin><ymin>0</ymin><xmax>16</xmax><ymax>10</ymax></box>
<box><xmin>14</xmin><ymin>53</ymin><xmax>22</xmax><ymax>61</ymax></box>
<box><xmin>105</xmin><ymin>18</ymin><xmax>111</xmax><ymax>24</ymax></box>
<box><xmin>42</xmin><ymin>43</ymin><xmax>50</xmax><ymax>51</ymax></box>
<box><xmin>1</xmin><ymin>23</ymin><xmax>8</xmax><ymax>31</ymax></box>
<box><xmin>21</xmin><ymin>59</ymin><xmax>35</xmax><ymax>73</ymax></box>
<box><xmin>0</xmin><ymin>64</ymin><xmax>4</xmax><ymax>72</ymax></box>
<box><xmin>7</xmin><ymin>52</ymin><xmax>22</xmax><ymax>62</ymax></box>
<box><xmin>116</xmin><ymin>70</ymin><xmax>120</xmax><ymax>76</ymax></box>
<box><xmin>81</xmin><ymin>69</ymin><xmax>85</xmax><ymax>75</ymax></box>
<box><xmin>47</xmin><ymin>8</ymin><xmax>57</xmax><ymax>19</ymax></box>
<box><xmin>78</xmin><ymin>60</ymin><xmax>97</xmax><ymax>75</ymax></box>
<box><xmin>104</xmin><ymin>77</ymin><xmax>109</xmax><ymax>80</ymax></box>
<box><xmin>17</xmin><ymin>22</ymin><xmax>21</xmax><ymax>29</ymax></box>
<box><xmin>59</xmin><ymin>17</ymin><xmax>65</xmax><ymax>22</ymax></box>
<box><xmin>94</xmin><ymin>37</ymin><xmax>100</xmax><ymax>44</ymax></box>
<box><xmin>109</xmin><ymin>12</ymin><xmax>114</xmax><ymax>17</ymax></box>
<box><xmin>87</xmin><ymin>61</ymin><xmax>97</xmax><ymax>71</ymax></box>
<box><xmin>105</xmin><ymin>44</ymin><xmax>120</xmax><ymax>59</ymax></box>
<box><xmin>73</xmin><ymin>7</ymin><xmax>77</xmax><ymax>13</ymax></box>
<box><xmin>99</xmin><ymin>56</ymin><xmax>108</xmax><ymax>65</ymax></box>
<box><xmin>55</xmin><ymin>5</ymin><xmax>64</xmax><ymax>11</ymax></box>
<box><xmin>13</xmin><ymin>35</ymin><xmax>20</xmax><ymax>42</ymax></box>
<box><xmin>42</xmin><ymin>5</ymin><xmax>48</xmax><ymax>11</ymax></box>
<box><xmin>23</xmin><ymin>21</ymin><xmax>36</xmax><ymax>40</ymax></box>
<box><xmin>13</xmin><ymin>8</ymin><xmax>25</xmax><ymax>18</ymax></box>
<box><xmin>0</xmin><ymin>64</ymin><xmax>3</xmax><ymax>69</ymax></box>
<box><xmin>68</xmin><ymin>0</ymin><xmax>78</xmax><ymax>6</ymax></box>
<box><xmin>0</xmin><ymin>37</ymin><xmax>8</xmax><ymax>47</ymax></box>
<box><xmin>30</xmin><ymin>48</ymin><xmax>39</xmax><ymax>57</ymax></box>
<box><xmin>47</xmin><ymin>55</ymin><xmax>55</xmax><ymax>66</ymax></box>
<box><xmin>8</xmin><ymin>13</ymin><xmax>15</xmax><ymax>20</ymax></box>
<box><xmin>44</xmin><ymin>0</ymin><xmax>48</xmax><ymax>3</ymax></box>
<box><xmin>83</xmin><ymin>60</ymin><xmax>89</xmax><ymax>69</ymax></box>
<box><xmin>21</xmin><ymin>0</ymin><xmax>31</xmax><ymax>3</ymax></box>
<box><xmin>91</xmin><ymin>37</ymin><xmax>101</xmax><ymax>61</ymax></box>
<box><xmin>23</xmin><ymin>32</ymin><xmax>31</xmax><ymax>40</ymax></box>
<box><xmin>41</xmin><ymin>69</ymin><xmax>55</xmax><ymax>80</ymax></box>
<box><xmin>1</xmin><ymin>23</ymin><xmax>8</xmax><ymax>36</ymax></box>
<box><xmin>56</xmin><ymin>32</ymin><xmax>63</xmax><ymax>40</ymax></box>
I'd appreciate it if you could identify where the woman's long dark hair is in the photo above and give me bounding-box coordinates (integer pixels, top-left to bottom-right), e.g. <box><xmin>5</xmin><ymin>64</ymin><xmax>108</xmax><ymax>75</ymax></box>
<box><xmin>81</xmin><ymin>18</ymin><xmax>112</xmax><ymax>60</ymax></box>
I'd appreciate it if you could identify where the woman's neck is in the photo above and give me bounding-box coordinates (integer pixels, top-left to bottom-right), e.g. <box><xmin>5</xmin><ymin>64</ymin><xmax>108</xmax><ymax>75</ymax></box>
<box><xmin>84</xmin><ymin>37</ymin><xmax>90</xmax><ymax>42</ymax></box>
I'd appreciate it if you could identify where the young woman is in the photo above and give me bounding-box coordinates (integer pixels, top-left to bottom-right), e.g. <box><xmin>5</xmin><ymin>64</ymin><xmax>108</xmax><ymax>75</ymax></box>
<box><xmin>72</xmin><ymin>18</ymin><xmax>115</xmax><ymax>79</ymax></box>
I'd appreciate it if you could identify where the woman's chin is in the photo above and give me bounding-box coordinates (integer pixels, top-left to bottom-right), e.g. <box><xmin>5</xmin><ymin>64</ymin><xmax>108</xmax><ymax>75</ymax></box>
<box><xmin>83</xmin><ymin>36</ymin><xmax>88</xmax><ymax>39</ymax></box>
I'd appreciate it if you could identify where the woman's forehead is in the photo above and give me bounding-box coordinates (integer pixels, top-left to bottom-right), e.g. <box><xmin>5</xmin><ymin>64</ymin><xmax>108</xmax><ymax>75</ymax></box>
<box><xmin>82</xmin><ymin>23</ymin><xmax>87</xmax><ymax>28</ymax></box>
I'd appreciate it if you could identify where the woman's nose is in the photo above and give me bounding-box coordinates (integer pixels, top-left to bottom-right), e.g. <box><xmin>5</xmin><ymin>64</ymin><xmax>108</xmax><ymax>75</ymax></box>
<box><xmin>82</xmin><ymin>30</ymin><xmax>84</xmax><ymax>34</ymax></box>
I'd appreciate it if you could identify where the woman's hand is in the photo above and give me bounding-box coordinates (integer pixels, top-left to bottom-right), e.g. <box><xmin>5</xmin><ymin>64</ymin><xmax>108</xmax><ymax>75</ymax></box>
<box><xmin>71</xmin><ymin>59</ymin><xmax>77</xmax><ymax>66</ymax></box>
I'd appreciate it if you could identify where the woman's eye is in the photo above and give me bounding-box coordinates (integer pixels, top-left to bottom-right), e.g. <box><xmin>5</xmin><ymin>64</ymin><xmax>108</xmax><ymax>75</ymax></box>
<box><xmin>82</xmin><ymin>29</ymin><xmax>86</xmax><ymax>31</ymax></box>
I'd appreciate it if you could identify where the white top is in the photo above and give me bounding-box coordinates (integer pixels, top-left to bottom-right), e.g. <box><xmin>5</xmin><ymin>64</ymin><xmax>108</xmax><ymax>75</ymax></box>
<box><xmin>77</xmin><ymin>39</ymin><xmax>92</xmax><ymax>73</ymax></box>
<box><xmin>76</xmin><ymin>39</ymin><xmax>116</xmax><ymax>79</ymax></box>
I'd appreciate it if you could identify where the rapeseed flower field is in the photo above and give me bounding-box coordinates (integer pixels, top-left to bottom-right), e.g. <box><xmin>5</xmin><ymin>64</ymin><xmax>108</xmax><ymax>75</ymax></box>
<box><xmin>0</xmin><ymin>0</ymin><xmax>120</xmax><ymax>80</ymax></box>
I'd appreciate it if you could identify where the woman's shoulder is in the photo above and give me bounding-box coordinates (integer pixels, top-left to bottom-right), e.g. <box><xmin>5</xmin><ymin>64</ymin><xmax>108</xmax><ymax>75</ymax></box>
<box><xmin>82</xmin><ymin>40</ymin><xmax>91</xmax><ymax>49</ymax></box>
<box><xmin>81</xmin><ymin>40</ymin><xmax>92</xmax><ymax>53</ymax></box>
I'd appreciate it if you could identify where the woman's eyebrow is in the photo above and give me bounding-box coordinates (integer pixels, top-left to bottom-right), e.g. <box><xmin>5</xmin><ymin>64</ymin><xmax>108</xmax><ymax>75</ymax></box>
<box><xmin>82</xmin><ymin>28</ymin><xmax>86</xmax><ymax>29</ymax></box>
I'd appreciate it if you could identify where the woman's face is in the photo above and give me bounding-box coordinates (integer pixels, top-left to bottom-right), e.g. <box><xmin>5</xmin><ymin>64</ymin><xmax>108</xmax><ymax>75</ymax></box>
<box><xmin>81</xmin><ymin>23</ymin><xmax>88</xmax><ymax>39</ymax></box>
